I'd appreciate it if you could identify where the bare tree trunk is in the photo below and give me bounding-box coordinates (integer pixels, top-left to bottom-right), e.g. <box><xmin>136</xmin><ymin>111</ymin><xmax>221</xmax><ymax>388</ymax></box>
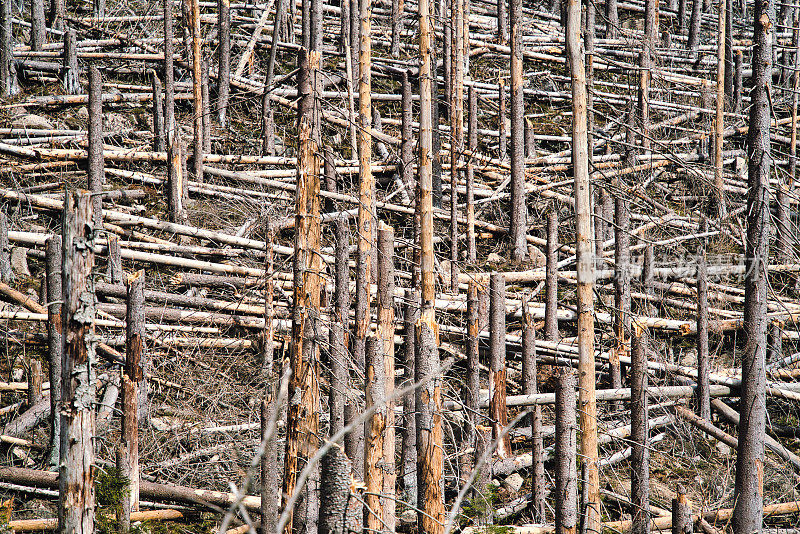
<box><xmin>606</xmin><ymin>0</ymin><xmax>619</xmax><ymax>38</ymax></box>
<box><xmin>401</xmin><ymin>71</ymin><xmax>415</xmax><ymax>195</ymax></box>
<box><xmin>467</xmin><ymin>84</ymin><xmax>477</xmax><ymax>262</ymax></box>
<box><xmin>49</xmin><ymin>0</ymin><xmax>64</xmax><ymax>31</ymax></box>
<box><xmin>733</xmin><ymin>0</ymin><xmax>772</xmax><ymax>528</ymax></box>
<box><xmin>779</xmin><ymin>15</ymin><xmax>799</xmax><ymax>262</ymax></box>
<box><xmin>31</xmin><ymin>0</ymin><xmax>47</xmax><ymax>51</ymax></box>
<box><xmin>509</xmin><ymin>0</ymin><xmax>526</xmax><ymax>265</ymax></box>
<box><xmin>555</xmin><ymin>370</ymin><xmax>577</xmax><ymax>534</ymax></box>
<box><xmin>567</xmin><ymin>0</ymin><xmax>600</xmax><ymax>529</ymax></box>
<box><xmin>60</xmin><ymin>29</ymin><xmax>80</xmax><ymax>95</ymax></box>
<box><xmin>630</xmin><ymin>327</ymin><xmax>650</xmax><ymax>534</ymax></box>
<box><xmin>450</xmin><ymin>0</ymin><xmax>464</xmax><ymax>288</ymax></box>
<box><xmin>261</xmin><ymin>391</ymin><xmax>280</xmax><ymax>534</ymax></box>
<box><xmin>714</xmin><ymin>0</ymin><xmax>727</xmax><ymax>217</ymax></box>
<box><xmin>364</xmin><ymin>336</ymin><xmax>386</xmax><ymax>533</ymax></box>
<box><xmin>545</xmin><ymin>206</ymin><xmax>559</xmax><ymax>343</ymax></box>
<box><xmin>641</xmin><ymin>243</ymin><xmax>655</xmax><ymax>315</ymax></box>
<box><xmin>497</xmin><ymin>0</ymin><xmax>507</xmax><ymax>43</ymax></box>
<box><xmin>377</xmin><ymin>222</ymin><xmax>396</xmax><ymax>532</ymax></box>
<box><xmin>688</xmin><ymin>0</ymin><xmax>703</xmax><ymax>52</ymax></box>
<box><xmin>463</xmin><ymin>281</ymin><xmax>480</xmax><ymax>479</ymax></box>
<box><xmin>416</xmin><ymin>0</ymin><xmax>444</xmax><ymax>525</ymax></box>
<box><xmin>330</xmin><ymin>216</ymin><xmax>350</xmax><ymax>437</ymax></box>
<box><xmin>733</xmin><ymin>50</ymin><xmax>743</xmax><ymax>113</ymax></box>
<box><xmin>88</xmin><ymin>65</ymin><xmax>105</xmax><ymax>230</ymax></box>
<box><xmin>0</xmin><ymin>210</ymin><xmax>11</xmax><ymax>283</ymax></box>
<box><xmin>107</xmin><ymin>235</ymin><xmax>123</xmax><ymax>285</ymax></box>
<box><xmin>116</xmin><ymin>444</ymin><xmax>131</xmax><ymax>534</ymax></box>
<box><xmin>150</xmin><ymin>70</ymin><xmax>165</xmax><ymax>152</ymax></box>
<box><xmin>672</xmin><ymin>486</ymin><xmax>692</xmax><ymax>534</ymax></box>
<box><xmin>190</xmin><ymin>0</ymin><xmax>204</xmax><ymax>182</ymax></box>
<box><xmin>390</xmin><ymin>0</ymin><xmax>403</xmax><ymax>57</ymax></box>
<box><xmin>58</xmin><ymin>191</ymin><xmax>97</xmax><ymax>534</ymax></box>
<box><xmin>201</xmin><ymin>58</ymin><xmax>211</xmax><ymax>153</ymax></box>
<box><xmin>768</xmin><ymin>321</ymin><xmax>783</xmax><ymax>362</ymax></box>
<box><xmin>612</xmin><ymin>193</ymin><xmax>629</xmax><ymax>395</ymax></box>
<box><xmin>28</xmin><ymin>361</ymin><xmax>42</xmax><ymax>407</ymax></box>
<box><xmin>489</xmin><ymin>272</ymin><xmax>511</xmax><ymax>458</ymax></box>
<box><xmin>263</xmin><ymin>220</ymin><xmax>275</xmax><ymax>376</ymax></box>
<box><xmin>350</xmin><ymin>0</ymin><xmax>360</xmax><ymax>81</ymax></box>
<box><xmin>498</xmin><ymin>78</ymin><xmax>507</xmax><ymax>160</ymax></box>
<box><xmin>123</xmin><ymin>270</ymin><xmax>144</xmax><ymax>512</ymax></box>
<box><xmin>217</xmin><ymin>0</ymin><xmax>231</xmax><ymax>126</ymax></box>
<box><xmin>401</xmin><ymin>290</ymin><xmax>418</xmax><ymax>508</ymax></box>
<box><xmin>341</xmin><ymin>0</ymin><xmax>351</xmax><ymax>54</ymax></box>
<box><xmin>523</xmin><ymin>298</ymin><xmax>545</xmax><ymax>522</ymax></box>
<box><xmin>354</xmin><ymin>0</ymin><xmax>374</xmax><ymax>397</ymax></box>
<box><xmin>165</xmin><ymin>0</ymin><xmax>186</xmax><ymax>224</ymax></box>
<box><xmin>679</xmin><ymin>0</ymin><xmax>688</xmax><ymax>34</ymax></box>
<box><xmin>320</xmin><ymin>445</ymin><xmax>358</xmax><ymax>534</ymax></box>
<box><xmin>282</xmin><ymin>48</ymin><xmax>322</xmax><ymax>534</ymax></box>
<box><xmin>724</xmin><ymin>0</ymin><xmax>734</xmax><ymax>101</ymax></box>
<box><xmin>94</xmin><ymin>0</ymin><xmax>105</xmax><ymax>17</ymax></box>
<box><xmin>46</xmin><ymin>235</ymin><xmax>63</xmax><ymax>468</ymax></box>
<box><xmin>696</xmin><ymin>222</ymin><xmax>711</xmax><ymax>420</ymax></box>
<box><xmin>0</xmin><ymin>0</ymin><xmax>17</xmax><ymax>97</ymax></box>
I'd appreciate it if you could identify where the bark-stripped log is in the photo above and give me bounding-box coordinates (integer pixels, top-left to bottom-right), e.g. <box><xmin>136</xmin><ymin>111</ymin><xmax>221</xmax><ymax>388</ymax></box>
<box><xmin>58</xmin><ymin>191</ymin><xmax>97</xmax><ymax>534</ymax></box>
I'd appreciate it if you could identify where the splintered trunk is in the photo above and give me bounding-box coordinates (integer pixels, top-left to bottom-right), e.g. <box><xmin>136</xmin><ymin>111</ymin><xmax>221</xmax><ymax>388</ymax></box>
<box><xmin>217</xmin><ymin>0</ymin><xmax>231</xmax><ymax>126</ymax></box>
<box><xmin>672</xmin><ymin>486</ymin><xmax>692</xmax><ymax>534</ymax></box>
<box><xmin>329</xmin><ymin>216</ymin><xmax>350</xmax><ymax>437</ymax></box>
<box><xmin>123</xmin><ymin>270</ymin><xmax>144</xmax><ymax>513</ymax></box>
<box><xmin>567</xmin><ymin>0</ymin><xmax>601</xmax><ymax>529</ymax></box>
<box><xmin>555</xmin><ymin>370</ymin><xmax>577</xmax><ymax>534</ymax></box>
<box><xmin>489</xmin><ymin>272</ymin><xmax>511</xmax><ymax>458</ymax></box>
<box><xmin>523</xmin><ymin>298</ymin><xmax>545</xmax><ymax>522</ymax></box>
<box><xmin>58</xmin><ymin>191</ymin><xmax>97</xmax><ymax>534</ymax></box>
<box><xmin>733</xmin><ymin>0</ymin><xmax>772</xmax><ymax>527</ymax></box>
<box><xmin>416</xmin><ymin>0</ymin><xmax>444</xmax><ymax>526</ymax></box>
<box><xmin>282</xmin><ymin>48</ymin><xmax>323</xmax><ymax>534</ymax></box>
<box><xmin>165</xmin><ymin>0</ymin><xmax>186</xmax><ymax>224</ymax></box>
<box><xmin>190</xmin><ymin>0</ymin><xmax>204</xmax><ymax>182</ymax></box>
<box><xmin>509</xmin><ymin>0</ymin><xmax>527</xmax><ymax>265</ymax></box>
<box><xmin>630</xmin><ymin>327</ymin><xmax>650</xmax><ymax>534</ymax></box>
<box><xmin>696</xmin><ymin>223</ymin><xmax>711</xmax><ymax>420</ymax></box>
<box><xmin>45</xmin><ymin>235</ymin><xmax>63</xmax><ymax>468</ymax></box>
<box><xmin>545</xmin><ymin>206</ymin><xmax>559</xmax><ymax>342</ymax></box>
<box><xmin>377</xmin><ymin>223</ymin><xmax>396</xmax><ymax>532</ymax></box>
<box><xmin>88</xmin><ymin>66</ymin><xmax>105</xmax><ymax>230</ymax></box>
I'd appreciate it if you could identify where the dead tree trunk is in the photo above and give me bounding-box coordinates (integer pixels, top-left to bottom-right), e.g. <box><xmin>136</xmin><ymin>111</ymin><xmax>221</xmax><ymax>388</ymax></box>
<box><xmin>499</xmin><ymin>78</ymin><xmax>507</xmax><ymax>160</ymax></box>
<box><xmin>696</xmin><ymin>223</ymin><xmax>711</xmax><ymax>420</ymax></box>
<box><xmin>724</xmin><ymin>0</ymin><xmax>734</xmax><ymax>101</ymax></box>
<box><xmin>263</xmin><ymin>220</ymin><xmax>275</xmax><ymax>376</ymax></box>
<box><xmin>45</xmin><ymin>235</ymin><xmax>63</xmax><ymax>468</ymax></box>
<box><xmin>545</xmin><ymin>206</ymin><xmax>559</xmax><ymax>343</ymax></box>
<box><xmin>567</xmin><ymin>0</ymin><xmax>601</xmax><ymax>528</ymax></box>
<box><xmin>58</xmin><ymin>190</ymin><xmax>97</xmax><ymax>534</ymax></box>
<box><xmin>401</xmin><ymin>71</ymin><xmax>415</xmax><ymax>196</ymax></box>
<box><xmin>630</xmin><ymin>327</ymin><xmax>650</xmax><ymax>534</ymax></box>
<box><xmin>329</xmin><ymin>216</ymin><xmax>350</xmax><ymax>437</ymax></box>
<box><xmin>190</xmin><ymin>0</ymin><xmax>204</xmax><ymax>182</ymax></box>
<box><xmin>61</xmin><ymin>30</ymin><xmax>79</xmax><ymax>95</ymax></box>
<box><xmin>463</xmin><ymin>281</ymin><xmax>481</xmax><ymax>479</ymax></box>
<box><xmin>688</xmin><ymin>0</ymin><xmax>703</xmax><ymax>52</ymax></box>
<box><xmin>49</xmin><ymin>0</ymin><xmax>64</xmax><ymax>30</ymax></box>
<box><xmin>201</xmin><ymin>58</ymin><xmax>211</xmax><ymax>153</ymax></box>
<box><xmin>606</xmin><ymin>0</ymin><xmax>619</xmax><ymax>37</ymax></box>
<box><xmin>365</xmin><ymin>336</ymin><xmax>386</xmax><ymax>533</ymax></box>
<box><xmin>733</xmin><ymin>50</ymin><xmax>743</xmax><ymax>113</ymax></box>
<box><xmin>555</xmin><ymin>370</ymin><xmax>577</xmax><ymax>534</ymax></box>
<box><xmin>320</xmin><ymin>445</ymin><xmax>358</xmax><ymax>534</ymax></box>
<box><xmin>416</xmin><ymin>0</ymin><xmax>444</xmax><ymax>525</ymax></box>
<box><xmin>489</xmin><ymin>272</ymin><xmax>511</xmax><ymax>458</ymax></box>
<box><xmin>509</xmin><ymin>0</ymin><xmax>527</xmax><ymax>265</ymax></box>
<box><xmin>523</xmin><ymin>298</ymin><xmax>545</xmax><ymax>523</ymax></box>
<box><xmin>116</xmin><ymin>444</ymin><xmax>131</xmax><ymax>534</ymax></box>
<box><xmin>217</xmin><ymin>0</ymin><xmax>231</xmax><ymax>126</ymax></box>
<box><xmin>31</xmin><ymin>0</ymin><xmax>47</xmax><ymax>51</ymax></box>
<box><xmin>261</xmin><ymin>391</ymin><xmax>280</xmax><ymax>534</ymax></box>
<box><xmin>106</xmin><ymin>235</ymin><xmax>122</xmax><ymax>285</ymax></box>
<box><xmin>714</xmin><ymin>0</ymin><xmax>727</xmax><ymax>217</ymax></box>
<box><xmin>733</xmin><ymin>0</ymin><xmax>772</xmax><ymax>528</ymax></box>
<box><xmin>123</xmin><ymin>270</ymin><xmax>144</xmax><ymax>512</ymax></box>
<box><xmin>467</xmin><ymin>84</ymin><xmax>477</xmax><ymax>262</ymax></box>
<box><xmin>450</xmin><ymin>0</ymin><xmax>464</xmax><ymax>288</ymax></box>
<box><xmin>612</xmin><ymin>193</ymin><xmax>630</xmax><ymax>395</ymax></box>
<box><xmin>282</xmin><ymin>48</ymin><xmax>323</xmax><ymax>534</ymax></box>
<box><xmin>88</xmin><ymin>65</ymin><xmax>105</xmax><ymax>230</ymax></box>
<box><xmin>0</xmin><ymin>0</ymin><xmax>17</xmax><ymax>97</ymax></box>
<box><xmin>340</xmin><ymin>0</ymin><xmax>351</xmax><ymax>54</ymax></box>
<box><xmin>150</xmin><ymin>70</ymin><xmax>165</xmax><ymax>152</ymax></box>
<box><xmin>28</xmin><ymin>361</ymin><xmax>42</xmax><ymax>407</ymax></box>
<box><xmin>165</xmin><ymin>0</ymin><xmax>186</xmax><ymax>224</ymax></box>
<box><xmin>390</xmin><ymin>0</ymin><xmax>403</xmax><ymax>56</ymax></box>
<box><xmin>672</xmin><ymin>486</ymin><xmax>692</xmax><ymax>534</ymax></box>
<box><xmin>377</xmin><ymin>222</ymin><xmax>396</xmax><ymax>532</ymax></box>
<box><xmin>0</xmin><ymin>210</ymin><xmax>11</xmax><ymax>283</ymax></box>
<box><xmin>401</xmin><ymin>290</ymin><xmax>419</xmax><ymax>509</ymax></box>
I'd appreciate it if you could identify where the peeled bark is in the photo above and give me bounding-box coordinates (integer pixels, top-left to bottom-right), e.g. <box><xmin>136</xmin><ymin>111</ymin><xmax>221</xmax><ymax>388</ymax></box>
<box><xmin>489</xmin><ymin>272</ymin><xmax>511</xmax><ymax>458</ymax></box>
<box><xmin>672</xmin><ymin>485</ymin><xmax>692</xmax><ymax>534</ymax></box>
<box><xmin>59</xmin><ymin>191</ymin><xmax>97</xmax><ymax>534</ymax></box>
<box><xmin>733</xmin><ymin>0</ymin><xmax>772</xmax><ymax>529</ymax></box>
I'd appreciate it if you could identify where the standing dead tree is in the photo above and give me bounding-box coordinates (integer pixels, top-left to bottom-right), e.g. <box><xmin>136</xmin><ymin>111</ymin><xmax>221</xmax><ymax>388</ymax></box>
<box><xmin>122</xmin><ymin>270</ymin><xmax>145</xmax><ymax>514</ymax></box>
<box><xmin>509</xmin><ymin>0</ymin><xmax>526</xmax><ymax>265</ymax></box>
<box><xmin>217</xmin><ymin>0</ymin><xmax>231</xmax><ymax>126</ymax></box>
<box><xmin>555</xmin><ymin>370</ymin><xmax>577</xmax><ymax>534</ymax></box>
<box><xmin>733</xmin><ymin>0</ymin><xmax>772</xmax><ymax>528</ymax></box>
<box><xmin>58</xmin><ymin>190</ymin><xmax>97</xmax><ymax>534</ymax></box>
<box><xmin>377</xmin><ymin>222</ymin><xmax>396</xmax><ymax>532</ymax></box>
<box><xmin>164</xmin><ymin>0</ymin><xmax>186</xmax><ymax>224</ymax></box>
<box><xmin>45</xmin><ymin>235</ymin><xmax>62</xmax><ymax>468</ymax></box>
<box><xmin>281</xmin><ymin>48</ymin><xmax>322</xmax><ymax>534</ymax></box>
<box><xmin>490</xmin><ymin>272</ymin><xmax>511</xmax><ymax>458</ymax></box>
<box><xmin>630</xmin><ymin>326</ymin><xmax>650</xmax><ymax>534</ymax></box>
<box><xmin>88</xmin><ymin>65</ymin><xmax>104</xmax><ymax>230</ymax></box>
<box><xmin>365</xmin><ymin>336</ymin><xmax>386</xmax><ymax>533</ymax></box>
